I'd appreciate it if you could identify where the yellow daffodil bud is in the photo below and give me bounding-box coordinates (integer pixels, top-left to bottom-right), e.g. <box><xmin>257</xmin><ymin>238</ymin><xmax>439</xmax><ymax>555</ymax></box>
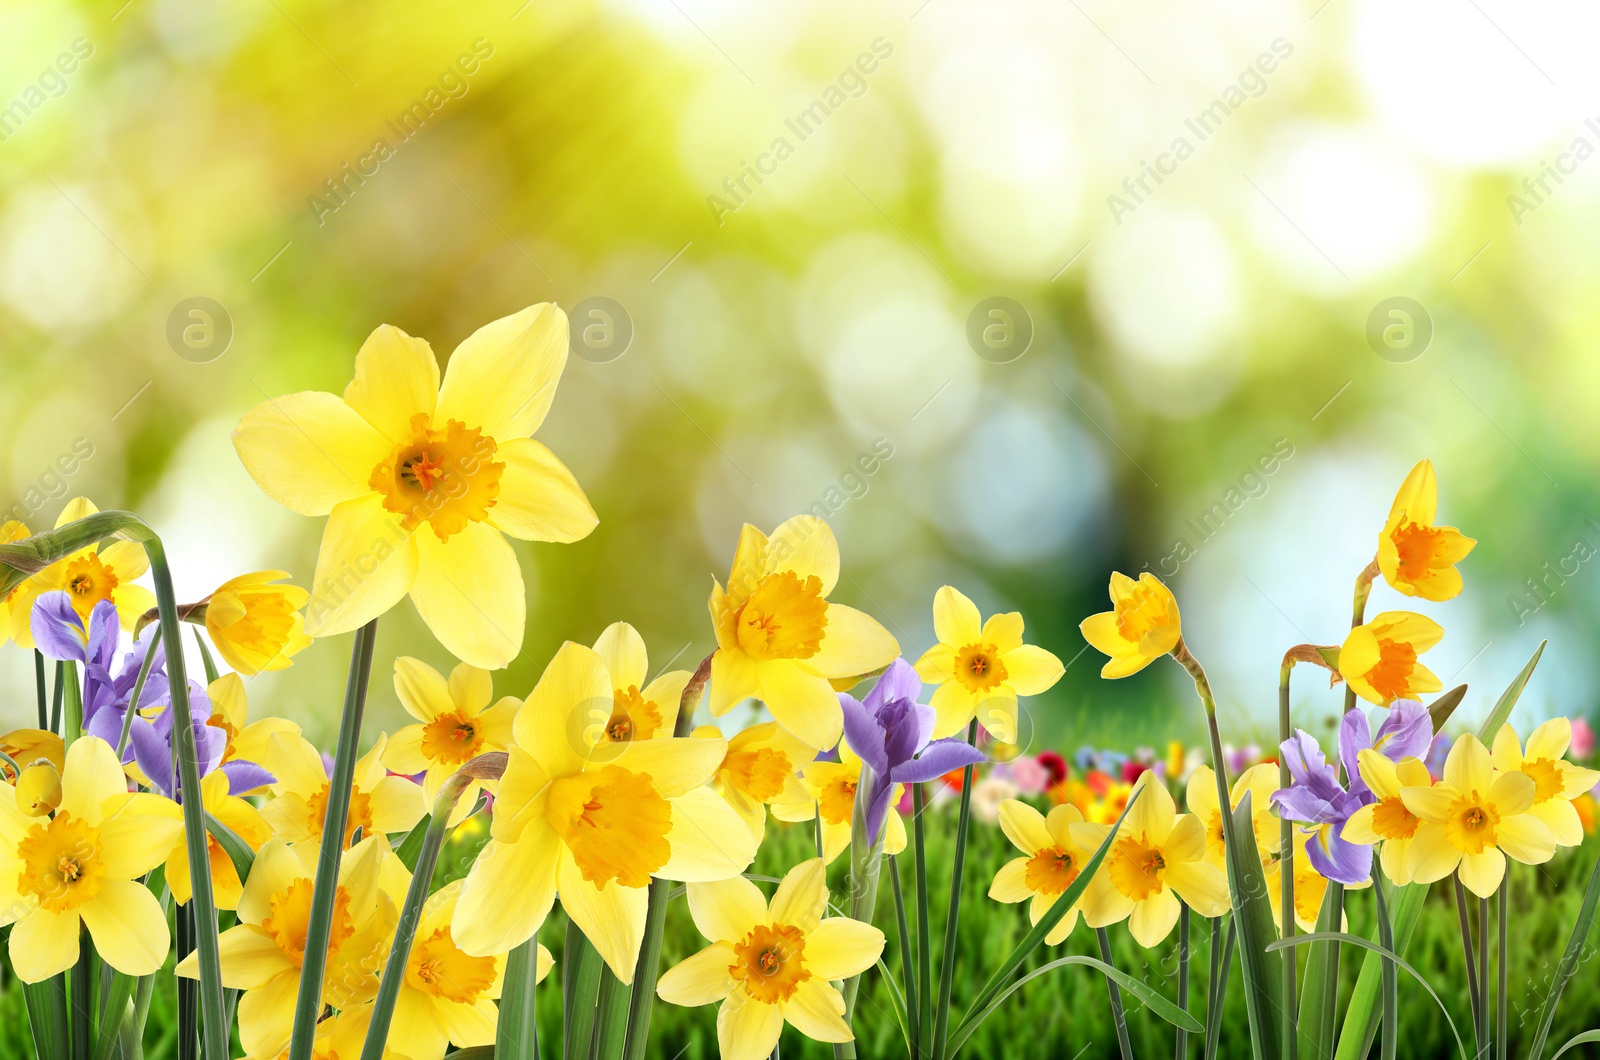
<box><xmin>15</xmin><ymin>760</ymin><xmax>61</xmax><ymax>816</ymax></box>
<box><xmin>203</xmin><ymin>571</ymin><xmax>313</xmax><ymax>676</ymax></box>
<box><xmin>1079</xmin><ymin>572</ymin><xmax>1181</xmax><ymax>678</ymax></box>
<box><xmin>1377</xmin><ymin>460</ymin><xmax>1476</xmax><ymax>601</ymax></box>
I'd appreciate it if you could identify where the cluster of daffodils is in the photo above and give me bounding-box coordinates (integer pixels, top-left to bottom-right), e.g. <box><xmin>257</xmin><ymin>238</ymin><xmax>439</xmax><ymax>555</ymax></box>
<box><xmin>2</xmin><ymin>302</ymin><xmax>1593</xmax><ymax>1060</ymax></box>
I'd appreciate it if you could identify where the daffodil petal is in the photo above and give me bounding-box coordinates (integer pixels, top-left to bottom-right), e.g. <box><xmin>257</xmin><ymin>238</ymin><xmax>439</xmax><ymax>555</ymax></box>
<box><xmin>718</xmin><ymin>988</ymin><xmax>783</xmax><ymax>1060</ymax></box>
<box><xmin>781</xmin><ymin>978</ymin><xmax>853</xmax><ymax>1043</ymax></box>
<box><xmin>305</xmin><ymin>495</ymin><xmax>417</xmax><ymax>637</ymax></box>
<box><xmin>932</xmin><ymin>586</ymin><xmax>982</xmax><ymax>647</ymax></box>
<box><xmin>81</xmin><ymin>877</ymin><xmax>170</xmax><ymax>976</ymax></box>
<box><xmin>486</xmin><ymin>438</ymin><xmax>597</xmax><ymax>544</ymax></box>
<box><xmin>658</xmin><ymin>786</ymin><xmax>759</xmax><ymax>882</ymax></box>
<box><xmin>452</xmin><ymin>832</ymin><xmax>559</xmax><ymax>957</ymax></box>
<box><xmin>10</xmin><ymin>908</ymin><xmax>80</xmax><ymax>983</ymax></box>
<box><xmin>557</xmin><ymin>851</ymin><xmax>648</xmax><ymax>982</ymax></box>
<box><xmin>808</xmin><ymin>604</ymin><xmax>898</xmax><ymax>680</ymax></box>
<box><xmin>687</xmin><ymin>874</ymin><xmax>768</xmax><ymax>944</ymax></box>
<box><xmin>436</xmin><ymin>302</ymin><xmax>569</xmax><ymax>440</ymax></box>
<box><xmin>804</xmin><ymin>917</ymin><xmax>884</xmax><ymax>981</ymax></box>
<box><xmin>411</xmin><ymin>520</ymin><xmax>524</xmax><ymax>670</ymax></box>
<box><xmin>657</xmin><ymin>942</ymin><xmax>738</xmax><ymax>1005</ymax></box>
<box><xmin>343</xmin><ymin>324</ymin><xmax>439</xmax><ymax>443</ymax></box>
<box><xmin>233</xmin><ymin>391</ymin><xmax>389</xmax><ymax>517</ymax></box>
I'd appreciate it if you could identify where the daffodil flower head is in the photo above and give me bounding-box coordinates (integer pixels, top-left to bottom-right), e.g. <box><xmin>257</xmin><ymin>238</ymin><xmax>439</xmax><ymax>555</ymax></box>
<box><xmin>1490</xmin><ymin>718</ymin><xmax>1600</xmax><ymax>848</ymax></box>
<box><xmin>1081</xmin><ymin>772</ymin><xmax>1228</xmax><ymax>946</ymax></box>
<box><xmin>914</xmin><ymin>585</ymin><xmax>1064</xmax><ymax>741</ymax></box>
<box><xmin>1378</xmin><ymin>459</ymin><xmax>1476</xmax><ymax>601</ymax></box>
<box><xmin>0</xmin><ymin>736</ymin><xmax>183</xmax><ymax>982</ymax></box>
<box><xmin>1342</xmin><ymin>750</ymin><xmax>1433</xmax><ymax>886</ymax></box>
<box><xmin>167</xmin><ymin>771</ymin><xmax>273</xmax><ymax>910</ymax></box>
<box><xmin>13</xmin><ymin>760</ymin><xmax>61</xmax><ymax>817</ymax></box>
<box><xmin>450</xmin><ymin>641</ymin><xmax>757</xmax><ymax>978</ymax></box>
<box><xmin>708</xmin><ymin>516</ymin><xmax>898</xmax><ymax>749</ymax></box>
<box><xmin>1080</xmin><ymin>572</ymin><xmax>1181</xmax><ymax>679</ymax></box>
<box><xmin>990</xmin><ymin>799</ymin><xmax>1106</xmax><ymax>943</ymax></box>
<box><xmin>202</xmin><ymin>570</ymin><xmax>313</xmax><ymax>675</ymax></box>
<box><xmin>591</xmin><ymin>620</ymin><xmax>694</xmax><ymax>745</ymax></box>
<box><xmin>6</xmin><ymin>498</ymin><xmax>156</xmax><ymax>648</ymax></box>
<box><xmin>1265</xmin><ymin>829</ymin><xmax>1352</xmax><ymax>933</ymax></box>
<box><xmin>382</xmin><ymin>656</ymin><xmax>518</xmax><ymax>826</ymax></box>
<box><xmin>1338</xmin><ymin>611</ymin><xmax>1444</xmax><ymax>705</ymax></box>
<box><xmin>1401</xmin><ymin>733</ymin><xmax>1557</xmax><ymax>898</ymax></box>
<box><xmin>260</xmin><ymin>731</ymin><xmax>424</xmax><ymax>849</ymax></box>
<box><xmin>697</xmin><ymin>721</ymin><xmax>816</xmax><ymax>839</ymax></box>
<box><xmin>772</xmin><ymin>739</ymin><xmax>909</xmax><ymax>864</ymax></box>
<box><xmin>656</xmin><ymin>858</ymin><xmax>885</xmax><ymax>1060</ymax></box>
<box><xmin>1185</xmin><ymin>762</ymin><xmax>1280</xmax><ymax>870</ymax></box>
<box><xmin>232</xmin><ymin>305</ymin><xmax>598</xmax><ymax>669</ymax></box>
<box><xmin>179</xmin><ymin>835</ymin><xmax>400</xmax><ymax>1057</ymax></box>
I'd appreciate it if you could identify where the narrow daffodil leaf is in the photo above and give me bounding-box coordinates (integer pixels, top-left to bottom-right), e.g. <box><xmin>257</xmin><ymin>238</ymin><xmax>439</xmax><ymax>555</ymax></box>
<box><xmin>91</xmin><ymin>969</ymin><xmax>138</xmax><ymax>1060</ymax></box>
<box><xmin>949</xmin><ymin>784</ymin><xmax>1146</xmax><ymax>1044</ymax></box>
<box><xmin>22</xmin><ymin>974</ymin><xmax>69</xmax><ymax>1060</ymax></box>
<box><xmin>1337</xmin><ymin>640</ymin><xmax>1546</xmax><ymax>1059</ymax></box>
<box><xmin>1270</xmin><ymin>932</ymin><xmax>1469</xmax><ymax>1059</ymax></box>
<box><xmin>394</xmin><ymin>814</ymin><xmax>431</xmax><ymax>872</ymax></box>
<box><xmin>192</xmin><ymin>628</ymin><xmax>220</xmax><ymax>683</ymax></box>
<box><xmin>1550</xmin><ymin>1030</ymin><xmax>1600</xmax><ymax>1059</ymax></box>
<box><xmin>496</xmin><ymin>937</ymin><xmax>543</xmax><ymax>1059</ymax></box>
<box><xmin>563</xmin><ymin>921</ymin><xmax>603</xmax><ymax>1057</ymax></box>
<box><xmin>947</xmin><ymin>953</ymin><xmax>1203</xmax><ymax>1057</ymax></box>
<box><xmin>204</xmin><ymin>812</ymin><xmax>255</xmax><ymax>890</ymax></box>
<box><xmin>1427</xmin><ymin>683</ymin><xmax>1468</xmax><ymax>731</ymax></box>
<box><xmin>1225</xmin><ymin>791</ymin><xmax>1286</xmax><ymax>1060</ymax></box>
<box><xmin>1373</xmin><ymin>877</ymin><xmax>1398</xmax><ymax>1060</ymax></box>
<box><xmin>1297</xmin><ymin>880</ymin><xmax>1345</xmax><ymax>1060</ymax></box>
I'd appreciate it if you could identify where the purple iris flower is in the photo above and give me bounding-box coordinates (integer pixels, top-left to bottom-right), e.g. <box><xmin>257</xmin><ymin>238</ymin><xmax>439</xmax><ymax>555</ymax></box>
<box><xmin>1272</xmin><ymin>699</ymin><xmax>1433</xmax><ymax>885</ymax></box>
<box><xmin>839</xmin><ymin>659</ymin><xmax>986</xmax><ymax>846</ymax></box>
<box><xmin>127</xmin><ymin>687</ymin><xmax>273</xmax><ymax>802</ymax></box>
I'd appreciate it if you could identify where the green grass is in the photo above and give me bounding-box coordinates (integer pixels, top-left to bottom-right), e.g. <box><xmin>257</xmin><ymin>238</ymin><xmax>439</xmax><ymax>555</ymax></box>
<box><xmin>4</xmin><ymin>807</ymin><xmax>1598</xmax><ymax>1059</ymax></box>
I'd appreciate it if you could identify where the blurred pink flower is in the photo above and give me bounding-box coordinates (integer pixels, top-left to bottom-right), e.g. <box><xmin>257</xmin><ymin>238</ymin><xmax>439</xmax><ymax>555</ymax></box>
<box><xmin>1572</xmin><ymin>718</ymin><xmax>1595</xmax><ymax>760</ymax></box>
<box><xmin>1009</xmin><ymin>755</ymin><xmax>1050</xmax><ymax>794</ymax></box>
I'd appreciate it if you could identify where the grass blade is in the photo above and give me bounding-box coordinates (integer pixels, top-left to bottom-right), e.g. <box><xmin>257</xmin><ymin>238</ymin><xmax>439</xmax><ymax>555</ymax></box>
<box><xmin>914</xmin><ymin>782</ymin><xmax>933</xmax><ymax>1053</ymax></box>
<box><xmin>873</xmin><ymin>956</ymin><xmax>913</xmax><ymax>1052</ymax></box>
<box><xmin>949</xmin><ymin>953</ymin><xmax>1202</xmax><ymax>1057</ymax></box>
<box><xmin>498</xmin><ymin>937</ymin><xmax>542</xmax><ymax>1060</ymax></box>
<box><xmin>931</xmin><ymin>721</ymin><xmax>979</xmax><ymax>1060</ymax></box>
<box><xmin>1269</xmin><ymin>933</ymin><xmax>1469</xmax><ymax>1059</ymax></box>
<box><xmin>949</xmin><ymin>785</ymin><xmax>1146</xmax><ymax>1045</ymax></box>
<box><xmin>890</xmin><ymin>853</ymin><xmax>919</xmax><ymax>1057</ymax></box>
<box><xmin>564</xmin><ymin>920</ymin><xmax>603</xmax><ymax>1057</ymax></box>
<box><xmin>1224</xmin><ymin>789</ymin><xmax>1286</xmax><ymax>1060</ymax></box>
<box><xmin>394</xmin><ymin>814</ymin><xmax>431</xmax><ymax>871</ymax></box>
<box><xmin>1205</xmin><ymin>921</ymin><xmax>1237</xmax><ymax>1060</ymax></box>
<box><xmin>192</xmin><ymin>629</ymin><xmax>220</xmax><ymax>683</ymax></box>
<box><xmin>287</xmin><ymin>616</ymin><xmax>379</xmax><ymax>1060</ymax></box>
<box><xmin>1373</xmin><ymin>878</ymin><xmax>1397</xmax><ymax>1060</ymax></box>
<box><xmin>1525</xmin><ymin>847</ymin><xmax>1600</xmax><ymax>1059</ymax></box>
<box><xmin>1428</xmin><ymin>684</ymin><xmax>1469</xmax><ymax>731</ymax></box>
<box><xmin>1097</xmin><ymin>927</ymin><xmax>1135</xmax><ymax>1060</ymax></box>
<box><xmin>1297</xmin><ymin>881</ymin><xmax>1344</xmax><ymax>1060</ymax></box>
<box><xmin>24</xmin><ymin>974</ymin><xmax>69</xmax><ymax>1060</ymax></box>
<box><xmin>1477</xmin><ymin>642</ymin><xmax>1546</xmax><ymax>741</ymax></box>
<box><xmin>1550</xmin><ymin>1031</ymin><xmax>1600</xmax><ymax>1059</ymax></box>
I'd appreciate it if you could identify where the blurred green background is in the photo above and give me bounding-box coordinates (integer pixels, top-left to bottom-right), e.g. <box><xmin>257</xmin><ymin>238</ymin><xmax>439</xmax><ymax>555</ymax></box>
<box><xmin>2</xmin><ymin>0</ymin><xmax>1597</xmax><ymax>756</ymax></box>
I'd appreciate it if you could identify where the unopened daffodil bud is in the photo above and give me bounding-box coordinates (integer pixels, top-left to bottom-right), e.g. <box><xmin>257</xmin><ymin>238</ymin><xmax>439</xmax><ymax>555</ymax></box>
<box><xmin>15</xmin><ymin>760</ymin><xmax>61</xmax><ymax>816</ymax></box>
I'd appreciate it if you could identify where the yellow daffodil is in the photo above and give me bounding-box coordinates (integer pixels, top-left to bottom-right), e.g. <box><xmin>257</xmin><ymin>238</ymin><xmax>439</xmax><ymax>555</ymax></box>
<box><xmin>0</xmin><ymin>736</ymin><xmax>182</xmax><ymax>981</ymax></box>
<box><xmin>7</xmin><ymin>499</ymin><xmax>156</xmax><ymax>646</ymax></box>
<box><xmin>708</xmin><ymin>516</ymin><xmax>898</xmax><ymax>749</ymax></box>
<box><xmin>14</xmin><ymin>761</ymin><xmax>61</xmax><ymax>816</ymax></box>
<box><xmin>989</xmin><ymin>800</ymin><xmax>1105</xmax><ymax>943</ymax></box>
<box><xmin>451</xmin><ymin>642</ymin><xmax>757</xmax><ymax>979</ymax></box>
<box><xmin>233</xmin><ymin>304</ymin><xmax>597</xmax><ymax>669</ymax></box>
<box><xmin>242</xmin><ymin>1002</ymin><xmax>409</xmax><ymax>1060</ymax></box>
<box><xmin>1338</xmin><ymin>611</ymin><xmax>1443</xmax><ymax>705</ymax></box>
<box><xmin>261</xmin><ymin>732</ymin><xmax>425</xmax><ymax>848</ymax></box>
<box><xmin>1402</xmin><ymin>733</ymin><xmax>1556</xmax><ymax>898</ymax></box>
<box><xmin>1377</xmin><ymin>460</ymin><xmax>1476</xmax><ymax>601</ymax></box>
<box><xmin>1490</xmin><ymin>719</ymin><xmax>1600</xmax><ymax>848</ymax></box>
<box><xmin>1265</xmin><ymin>830</ymin><xmax>1342</xmax><ymax>933</ymax></box>
<box><xmin>0</xmin><ymin>728</ymin><xmax>65</xmax><ymax>774</ymax></box>
<box><xmin>657</xmin><ymin>857</ymin><xmax>885</xmax><ymax>1060</ymax></box>
<box><xmin>1081</xmin><ymin>772</ymin><xmax>1228</xmax><ymax>946</ymax></box>
<box><xmin>167</xmin><ymin>771</ymin><xmax>273</xmax><ymax>910</ymax></box>
<box><xmin>1342</xmin><ymin>750</ymin><xmax>1432</xmax><ymax>886</ymax></box>
<box><xmin>913</xmin><ymin>586</ymin><xmax>1064</xmax><ymax>742</ymax></box>
<box><xmin>181</xmin><ymin>836</ymin><xmax>399</xmax><ymax>1057</ymax></box>
<box><xmin>696</xmin><ymin>721</ymin><xmax>816</xmax><ymax>839</ymax></box>
<box><xmin>771</xmin><ymin>740</ymin><xmax>905</xmax><ymax>864</ymax></box>
<box><xmin>206</xmin><ymin>674</ymin><xmax>300</xmax><ymax>786</ymax></box>
<box><xmin>590</xmin><ymin>621</ymin><xmax>695</xmax><ymax>746</ymax></box>
<box><xmin>202</xmin><ymin>571</ymin><xmax>313</xmax><ymax>675</ymax></box>
<box><xmin>1185</xmin><ymin>763</ymin><xmax>1280</xmax><ymax>870</ymax></box>
<box><xmin>1079</xmin><ymin>572</ymin><xmax>1181</xmax><ymax>679</ymax></box>
<box><xmin>380</xmin><ymin>879</ymin><xmax>549</xmax><ymax>1060</ymax></box>
<box><xmin>382</xmin><ymin>657</ymin><xmax>517</xmax><ymax>827</ymax></box>
<box><xmin>0</xmin><ymin>519</ymin><xmax>31</xmax><ymax>645</ymax></box>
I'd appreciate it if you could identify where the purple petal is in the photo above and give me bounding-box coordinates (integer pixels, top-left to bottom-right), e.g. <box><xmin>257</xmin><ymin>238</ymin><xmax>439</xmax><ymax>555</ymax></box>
<box><xmin>912</xmin><ymin>703</ymin><xmax>936</xmax><ymax>749</ymax></box>
<box><xmin>30</xmin><ymin>592</ymin><xmax>86</xmax><ymax>662</ymax></box>
<box><xmin>129</xmin><ymin>720</ymin><xmax>174</xmax><ymax>798</ymax></box>
<box><xmin>862</xmin><ymin>784</ymin><xmax>896</xmax><ymax>849</ymax></box>
<box><xmin>863</xmin><ymin>658</ymin><xmax>921</xmax><ymax>714</ymax></box>
<box><xmin>1271</xmin><ymin>785</ymin><xmax>1342</xmax><ymax>825</ymax></box>
<box><xmin>881</xmin><ymin>699</ymin><xmax>923</xmax><ymax>769</ymax></box>
<box><xmin>222</xmin><ymin>761</ymin><xmax>275</xmax><ymax>795</ymax></box>
<box><xmin>1305</xmin><ymin>820</ymin><xmax>1373</xmax><ymax>885</ymax></box>
<box><xmin>85</xmin><ymin>600</ymin><xmax>120</xmax><ymax>672</ymax></box>
<box><xmin>1373</xmin><ymin>699</ymin><xmax>1433</xmax><ymax>763</ymax></box>
<box><xmin>893</xmin><ymin>739</ymin><xmax>987</xmax><ymax>785</ymax></box>
<box><xmin>1338</xmin><ymin>708</ymin><xmax>1373</xmax><ymax>788</ymax></box>
<box><xmin>839</xmin><ymin>693</ymin><xmax>888</xmax><ymax>776</ymax></box>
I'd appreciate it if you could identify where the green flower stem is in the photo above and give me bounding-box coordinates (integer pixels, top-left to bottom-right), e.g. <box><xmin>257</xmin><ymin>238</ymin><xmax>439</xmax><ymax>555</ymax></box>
<box><xmin>620</xmin><ymin>654</ymin><xmax>710</xmax><ymax>1060</ymax></box>
<box><xmin>117</xmin><ymin>627</ymin><xmax>162</xmax><ymax>759</ymax></box>
<box><xmin>34</xmin><ymin>650</ymin><xmax>48</xmax><ymax>729</ymax></box>
<box><xmin>1175</xmin><ymin>901</ymin><xmax>1189</xmax><ymax>1060</ymax></box>
<box><xmin>836</xmin><ymin>762</ymin><xmax>886</xmax><ymax>1060</ymax></box>
<box><xmin>1453</xmin><ymin>877</ymin><xmax>1482</xmax><ymax>1052</ymax></box>
<box><xmin>1203</xmin><ymin>916</ymin><xmax>1221</xmax><ymax>1060</ymax></box>
<box><xmin>24</xmin><ymin>973</ymin><xmax>69</xmax><ymax>1060</ymax></box>
<box><xmin>930</xmin><ymin>720</ymin><xmax>979</xmax><ymax>1060</ymax></box>
<box><xmin>51</xmin><ymin>660</ymin><xmax>63</xmax><ymax>734</ymax></box>
<box><xmin>889</xmin><ymin>854</ymin><xmax>918</xmax><ymax>1058</ymax></box>
<box><xmin>499</xmin><ymin>937</ymin><xmax>543</xmax><ymax>1060</ymax></box>
<box><xmin>563</xmin><ymin>920</ymin><xmax>603</xmax><ymax>1057</ymax></box>
<box><xmin>1097</xmin><ymin>927</ymin><xmax>1134</xmax><ymax>1060</ymax></box>
<box><xmin>1496</xmin><ymin>868</ymin><xmax>1507</xmax><ymax>1060</ymax></box>
<box><xmin>1344</xmin><ymin>558</ymin><xmax>1378</xmax><ymax>714</ymax></box>
<box><xmin>913</xmin><ymin>782</ymin><xmax>933</xmax><ymax>1056</ymax></box>
<box><xmin>1277</xmin><ymin>659</ymin><xmax>1296</xmax><ymax>1060</ymax></box>
<box><xmin>287</xmin><ymin>616</ymin><xmax>379</xmax><ymax>1060</ymax></box>
<box><xmin>61</xmin><ymin>663</ymin><xmax>83</xmax><ymax>746</ymax></box>
<box><xmin>591</xmin><ymin>967</ymin><xmax>631</xmax><ymax>1059</ymax></box>
<box><xmin>360</xmin><ymin>758</ymin><xmax>501</xmax><ymax>1060</ymax></box>
<box><xmin>1372</xmin><ymin>878</ymin><xmax>1397</xmax><ymax>1060</ymax></box>
<box><xmin>71</xmin><ymin>930</ymin><xmax>90</xmax><ymax>1060</ymax></box>
<box><xmin>1478</xmin><ymin>889</ymin><xmax>1489</xmax><ymax>1050</ymax></box>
